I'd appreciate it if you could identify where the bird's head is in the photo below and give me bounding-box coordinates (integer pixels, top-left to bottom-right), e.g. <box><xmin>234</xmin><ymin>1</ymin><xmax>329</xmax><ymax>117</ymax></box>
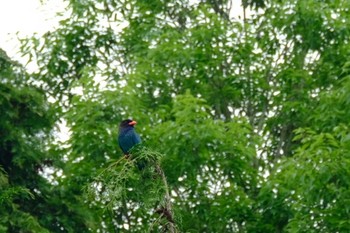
<box><xmin>119</xmin><ymin>119</ymin><xmax>137</xmax><ymax>129</ymax></box>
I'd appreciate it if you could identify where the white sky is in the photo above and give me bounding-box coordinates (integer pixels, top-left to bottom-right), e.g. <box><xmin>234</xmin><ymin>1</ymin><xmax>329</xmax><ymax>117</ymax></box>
<box><xmin>0</xmin><ymin>0</ymin><xmax>66</xmax><ymax>61</ymax></box>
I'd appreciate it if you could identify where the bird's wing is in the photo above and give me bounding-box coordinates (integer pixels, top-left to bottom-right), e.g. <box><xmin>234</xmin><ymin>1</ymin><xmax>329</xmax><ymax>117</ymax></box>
<box><xmin>118</xmin><ymin>140</ymin><xmax>123</xmax><ymax>152</ymax></box>
<box><xmin>132</xmin><ymin>131</ymin><xmax>141</xmax><ymax>145</ymax></box>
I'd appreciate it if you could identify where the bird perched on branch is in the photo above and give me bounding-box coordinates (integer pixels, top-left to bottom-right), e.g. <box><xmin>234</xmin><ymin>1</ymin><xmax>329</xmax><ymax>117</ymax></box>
<box><xmin>118</xmin><ymin>119</ymin><xmax>141</xmax><ymax>156</ymax></box>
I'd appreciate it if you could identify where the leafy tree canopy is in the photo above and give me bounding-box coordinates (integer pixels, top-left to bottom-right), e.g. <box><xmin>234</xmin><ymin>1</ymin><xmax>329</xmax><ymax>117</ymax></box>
<box><xmin>2</xmin><ymin>0</ymin><xmax>350</xmax><ymax>232</ymax></box>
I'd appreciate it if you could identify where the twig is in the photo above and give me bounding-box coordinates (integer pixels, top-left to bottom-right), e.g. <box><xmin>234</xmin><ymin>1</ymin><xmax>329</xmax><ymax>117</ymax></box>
<box><xmin>97</xmin><ymin>155</ymin><xmax>128</xmax><ymax>176</ymax></box>
<box><xmin>155</xmin><ymin>163</ymin><xmax>177</xmax><ymax>233</ymax></box>
<box><xmin>149</xmin><ymin>212</ymin><xmax>163</xmax><ymax>232</ymax></box>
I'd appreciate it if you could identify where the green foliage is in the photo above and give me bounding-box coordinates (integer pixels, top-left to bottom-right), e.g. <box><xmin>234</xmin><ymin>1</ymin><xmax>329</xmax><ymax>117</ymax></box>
<box><xmin>146</xmin><ymin>92</ymin><xmax>259</xmax><ymax>232</ymax></box>
<box><xmin>88</xmin><ymin>147</ymin><xmax>164</xmax><ymax>207</ymax></box>
<box><xmin>86</xmin><ymin>147</ymin><xmax>175</xmax><ymax>232</ymax></box>
<box><xmin>0</xmin><ymin>49</ymin><xmax>54</xmax><ymax>233</ymax></box>
<box><xmin>259</xmin><ymin>125</ymin><xmax>350</xmax><ymax>232</ymax></box>
<box><xmin>255</xmin><ymin>71</ymin><xmax>350</xmax><ymax>231</ymax></box>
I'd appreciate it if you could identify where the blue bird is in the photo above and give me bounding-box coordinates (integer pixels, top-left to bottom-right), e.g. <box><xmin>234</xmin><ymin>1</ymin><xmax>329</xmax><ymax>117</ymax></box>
<box><xmin>118</xmin><ymin>119</ymin><xmax>141</xmax><ymax>155</ymax></box>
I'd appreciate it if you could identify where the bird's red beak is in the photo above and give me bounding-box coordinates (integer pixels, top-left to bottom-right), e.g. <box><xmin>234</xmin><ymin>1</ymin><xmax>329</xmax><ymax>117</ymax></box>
<box><xmin>129</xmin><ymin>120</ymin><xmax>137</xmax><ymax>126</ymax></box>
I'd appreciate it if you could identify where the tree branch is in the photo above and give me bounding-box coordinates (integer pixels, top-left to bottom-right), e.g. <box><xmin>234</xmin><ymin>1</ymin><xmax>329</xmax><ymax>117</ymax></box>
<box><xmin>155</xmin><ymin>163</ymin><xmax>177</xmax><ymax>233</ymax></box>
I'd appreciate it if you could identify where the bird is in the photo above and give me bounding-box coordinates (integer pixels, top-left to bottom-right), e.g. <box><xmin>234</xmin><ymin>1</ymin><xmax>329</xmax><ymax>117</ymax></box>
<box><xmin>118</xmin><ymin>119</ymin><xmax>141</xmax><ymax>155</ymax></box>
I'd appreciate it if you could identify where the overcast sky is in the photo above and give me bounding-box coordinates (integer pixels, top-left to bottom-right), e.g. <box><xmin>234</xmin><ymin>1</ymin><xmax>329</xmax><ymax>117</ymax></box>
<box><xmin>0</xmin><ymin>0</ymin><xmax>65</xmax><ymax>60</ymax></box>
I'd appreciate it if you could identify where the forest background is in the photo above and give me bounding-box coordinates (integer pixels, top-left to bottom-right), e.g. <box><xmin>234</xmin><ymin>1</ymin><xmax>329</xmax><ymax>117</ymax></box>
<box><xmin>2</xmin><ymin>0</ymin><xmax>350</xmax><ymax>232</ymax></box>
